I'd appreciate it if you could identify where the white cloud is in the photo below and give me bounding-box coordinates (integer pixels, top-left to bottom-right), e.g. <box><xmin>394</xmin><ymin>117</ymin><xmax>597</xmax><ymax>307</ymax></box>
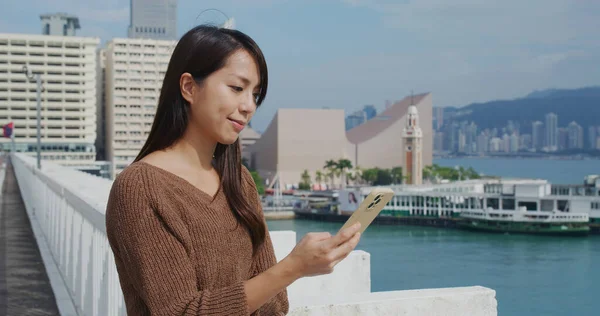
<box><xmin>341</xmin><ymin>0</ymin><xmax>598</xmax><ymax>47</ymax></box>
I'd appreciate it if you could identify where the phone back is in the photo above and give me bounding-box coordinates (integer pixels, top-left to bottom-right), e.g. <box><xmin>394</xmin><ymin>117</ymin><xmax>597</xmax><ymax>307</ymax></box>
<box><xmin>340</xmin><ymin>187</ymin><xmax>395</xmax><ymax>234</ymax></box>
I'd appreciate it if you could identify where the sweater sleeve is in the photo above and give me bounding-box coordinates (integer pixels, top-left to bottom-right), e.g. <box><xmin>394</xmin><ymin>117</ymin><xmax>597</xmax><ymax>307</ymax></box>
<box><xmin>105</xmin><ymin>171</ymin><xmax>249</xmax><ymax>316</ymax></box>
<box><xmin>242</xmin><ymin>168</ymin><xmax>290</xmax><ymax>316</ymax></box>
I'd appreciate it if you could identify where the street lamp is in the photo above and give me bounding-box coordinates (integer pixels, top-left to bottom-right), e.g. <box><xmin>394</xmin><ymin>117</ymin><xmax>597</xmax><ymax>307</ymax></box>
<box><xmin>22</xmin><ymin>65</ymin><xmax>42</xmax><ymax>169</ymax></box>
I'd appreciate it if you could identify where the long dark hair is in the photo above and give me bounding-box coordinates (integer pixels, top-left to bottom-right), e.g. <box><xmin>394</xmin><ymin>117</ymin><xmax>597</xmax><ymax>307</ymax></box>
<box><xmin>134</xmin><ymin>25</ymin><xmax>268</xmax><ymax>254</ymax></box>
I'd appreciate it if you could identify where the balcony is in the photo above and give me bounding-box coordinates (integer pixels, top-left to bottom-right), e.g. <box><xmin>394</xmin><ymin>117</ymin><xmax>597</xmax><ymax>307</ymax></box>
<box><xmin>1</xmin><ymin>153</ymin><xmax>497</xmax><ymax>315</ymax></box>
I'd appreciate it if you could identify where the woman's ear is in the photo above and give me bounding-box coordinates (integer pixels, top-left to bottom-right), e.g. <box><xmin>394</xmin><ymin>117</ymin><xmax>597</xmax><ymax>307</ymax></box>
<box><xmin>180</xmin><ymin>73</ymin><xmax>195</xmax><ymax>104</ymax></box>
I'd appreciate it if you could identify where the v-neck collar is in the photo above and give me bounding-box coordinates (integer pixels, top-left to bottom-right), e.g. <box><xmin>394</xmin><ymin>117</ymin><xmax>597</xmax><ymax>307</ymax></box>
<box><xmin>136</xmin><ymin>161</ymin><xmax>222</xmax><ymax>204</ymax></box>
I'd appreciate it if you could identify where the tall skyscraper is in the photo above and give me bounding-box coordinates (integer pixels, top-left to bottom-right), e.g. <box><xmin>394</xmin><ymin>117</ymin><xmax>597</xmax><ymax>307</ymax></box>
<box><xmin>363</xmin><ymin>105</ymin><xmax>377</xmax><ymax>120</ymax></box>
<box><xmin>545</xmin><ymin>112</ymin><xmax>558</xmax><ymax>151</ymax></box>
<box><xmin>588</xmin><ymin>126</ymin><xmax>598</xmax><ymax>150</ymax></box>
<box><xmin>40</xmin><ymin>13</ymin><xmax>80</xmax><ymax>36</ymax></box>
<box><xmin>0</xmin><ymin>33</ymin><xmax>99</xmax><ymax>165</ymax></box>
<box><xmin>567</xmin><ymin>121</ymin><xmax>584</xmax><ymax>149</ymax></box>
<box><xmin>509</xmin><ymin>133</ymin><xmax>520</xmax><ymax>152</ymax></box>
<box><xmin>477</xmin><ymin>133</ymin><xmax>489</xmax><ymax>153</ymax></box>
<box><xmin>433</xmin><ymin>131</ymin><xmax>444</xmax><ymax>153</ymax></box>
<box><xmin>434</xmin><ymin>107</ymin><xmax>444</xmax><ymax>131</ymax></box>
<box><xmin>128</xmin><ymin>0</ymin><xmax>177</xmax><ymax>40</ymax></box>
<box><xmin>104</xmin><ymin>38</ymin><xmax>176</xmax><ymax>178</ymax></box>
<box><xmin>531</xmin><ymin>121</ymin><xmax>544</xmax><ymax>150</ymax></box>
<box><xmin>402</xmin><ymin>106</ymin><xmax>423</xmax><ymax>185</ymax></box>
<box><xmin>345</xmin><ymin>110</ymin><xmax>366</xmax><ymax>130</ymax></box>
<box><xmin>558</xmin><ymin>128</ymin><xmax>569</xmax><ymax>151</ymax></box>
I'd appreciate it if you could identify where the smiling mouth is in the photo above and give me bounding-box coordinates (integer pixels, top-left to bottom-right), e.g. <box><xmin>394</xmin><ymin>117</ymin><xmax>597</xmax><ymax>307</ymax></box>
<box><xmin>228</xmin><ymin>118</ymin><xmax>246</xmax><ymax>131</ymax></box>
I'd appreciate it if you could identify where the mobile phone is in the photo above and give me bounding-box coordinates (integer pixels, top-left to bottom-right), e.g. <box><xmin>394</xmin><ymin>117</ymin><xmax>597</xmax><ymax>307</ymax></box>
<box><xmin>339</xmin><ymin>187</ymin><xmax>395</xmax><ymax>234</ymax></box>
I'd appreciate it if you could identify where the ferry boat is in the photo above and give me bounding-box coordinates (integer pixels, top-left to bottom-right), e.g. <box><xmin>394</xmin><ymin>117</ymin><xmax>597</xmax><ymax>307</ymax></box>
<box><xmin>458</xmin><ymin>208</ymin><xmax>589</xmax><ymax>236</ymax></box>
<box><xmin>328</xmin><ymin>175</ymin><xmax>600</xmax><ymax>236</ymax></box>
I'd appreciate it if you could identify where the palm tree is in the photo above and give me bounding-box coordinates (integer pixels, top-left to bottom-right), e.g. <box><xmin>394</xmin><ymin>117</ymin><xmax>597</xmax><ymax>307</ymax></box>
<box><xmin>315</xmin><ymin>170</ymin><xmax>323</xmax><ymax>184</ymax></box>
<box><xmin>324</xmin><ymin>160</ymin><xmax>338</xmax><ymax>189</ymax></box>
<box><xmin>336</xmin><ymin>158</ymin><xmax>353</xmax><ymax>189</ymax></box>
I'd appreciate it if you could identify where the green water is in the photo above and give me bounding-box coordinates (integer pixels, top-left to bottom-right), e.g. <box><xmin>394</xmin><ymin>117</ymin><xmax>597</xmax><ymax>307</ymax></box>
<box><xmin>268</xmin><ymin>219</ymin><xmax>599</xmax><ymax>316</ymax></box>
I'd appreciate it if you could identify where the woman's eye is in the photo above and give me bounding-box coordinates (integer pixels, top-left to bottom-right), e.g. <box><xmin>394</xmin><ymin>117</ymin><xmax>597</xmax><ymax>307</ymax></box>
<box><xmin>230</xmin><ymin>86</ymin><xmax>243</xmax><ymax>92</ymax></box>
<box><xmin>253</xmin><ymin>93</ymin><xmax>260</xmax><ymax>102</ymax></box>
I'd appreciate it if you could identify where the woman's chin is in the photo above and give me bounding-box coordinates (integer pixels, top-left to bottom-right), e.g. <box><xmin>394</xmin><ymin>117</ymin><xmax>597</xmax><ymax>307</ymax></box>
<box><xmin>217</xmin><ymin>134</ymin><xmax>240</xmax><ymax>146</ymax></box>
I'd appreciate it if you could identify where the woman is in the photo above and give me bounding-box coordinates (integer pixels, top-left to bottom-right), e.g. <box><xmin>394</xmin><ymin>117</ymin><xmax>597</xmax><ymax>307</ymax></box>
<box><xmin>105</xmin><ymin>25</ymin><xmax>362</xmax><ymax>315</ymax></box>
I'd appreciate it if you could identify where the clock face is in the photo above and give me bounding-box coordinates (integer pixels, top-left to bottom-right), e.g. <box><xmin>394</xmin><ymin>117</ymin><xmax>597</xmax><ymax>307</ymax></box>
<box><xmin>406</xmin><ymin>145</ymin><xmax>412</xmax><ymax>151</ymax></box>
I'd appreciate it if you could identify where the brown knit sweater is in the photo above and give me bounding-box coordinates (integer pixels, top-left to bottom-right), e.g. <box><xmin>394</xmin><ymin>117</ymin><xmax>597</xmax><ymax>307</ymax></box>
<box><xmin>105</xmin><ymin>161</ymin><xmax>289</xmax><ymax>315</ymax></box>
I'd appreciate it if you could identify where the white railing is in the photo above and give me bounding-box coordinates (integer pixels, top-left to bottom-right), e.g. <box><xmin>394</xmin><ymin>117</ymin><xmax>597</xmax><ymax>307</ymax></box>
<box><xmin>12</xmin><ymin>153</ymin><xmax>123</xmax><ymax>316</ymax></box>
<box><xmin>10</xmin><ymin>153</ymin><xmax>498</xmax><ymax>316</ymax></box>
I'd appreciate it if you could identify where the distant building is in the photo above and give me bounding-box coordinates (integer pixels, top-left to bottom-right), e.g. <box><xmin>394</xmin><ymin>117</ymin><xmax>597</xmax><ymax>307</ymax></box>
<box><xmin>477</xmin><ymin>133</ymin><xmax>489</xmax><ymax>153</ymax></box>
<box><xmin>128</xmin><ymin>0</ymin><xmax>178</xmax><ymax>40</ymax></box>
<box><xmin>558</xmin><ymin>128</ymin><xmax>569</xmax><ymax>151</ymax></box>
<box><xmin>96</xmin><ymin>49</ymin><xmax>107</xmax><ymax>161</ymax></box>
<box><xmin>240</xmin><ymin>126</ymin><xmax>261</xmax><ymax>167</ymax></box>
<box><xmin>434</xmin><ymin>132</ymin><xmax>444</xmax><ymax>153</ymax></box>
<box><xmin>434</xmin><ymin>107</ymin><xmax>444</xmax><ymax>131</ymax></box>
<box><xmin>345</xmin><ymin>110</ymin><xmax>366</xmax><ymax>130</ymax></box>
<box><xmin>489</xmin><ymin>137</ymin><xmax>502</xmax><ymax>152</ymax></box>
<box><xmin>568</xmin><ymin>121</ymin><xmax>584</xmax><ymax>149</ymax></box>
<box><xmin>363</xmin><ymin>105</ymin><xmax>377</xmax><ymax>120</ymax></box>
<box><xmin>588</xmin><ymin>126</ymin><xmax>598</xmax><ymax>150</ymax></box>
<box><xmin>545</xmin><ymin>113</ymin><xmax>558</xmax><ymax>151</ymax></box>
<box><xmin>0</xmin><ymin>33</ymin><xmax>99</xmax><ymax>166</ymax></box>
<box><xmin>458</xmin><ymin>131</ymin><xmax>466</xmax><ymax>153</ymax></box>
<box><xmin>531</xmin><ymin>121</ymin><xmax>544</xmax><ymax>150</ymax></box>
<box><xmin>345</xmin><ymin>105</ymin><xmax>378</xmax><ymax>131</ymax></box>
<box><xmin>402</xmin><ymin>105</ymin><xmax>423</xmax><ymax>185</ymax></box>
<box><xmin>249</xmin><ymin>93</ymin><xmax>433</xmax><ymax>188</ymax></box>
<box><xmin>104</xmin><ymin>37</ymin><xmax>177</xmax><ymax>178</ymax></box>
<box><xmin>520</xmin><ymin>134</ymin><xmax>532</xmax><ymax>151</ymax></box>
<box><xmin>509</xmin><ymin>133</ymin><xmax>519</xmax><ymax>152</ymax></box>
<box><xmin>40</xmin><ymin>13</ymin><xmax>80</xmax><ymax>36</ymax></box>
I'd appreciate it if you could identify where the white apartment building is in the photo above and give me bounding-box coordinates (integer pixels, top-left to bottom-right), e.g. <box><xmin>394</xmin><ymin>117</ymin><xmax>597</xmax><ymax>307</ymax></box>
<box><xmin>0</xmin><ymin>33</ymin><xmax>99</xmax><ymax>166</ymax></box>
<box><xmin>104</xmin><ymin>38</ymin><xmax>176</xmax><ymax>178</ymax></box>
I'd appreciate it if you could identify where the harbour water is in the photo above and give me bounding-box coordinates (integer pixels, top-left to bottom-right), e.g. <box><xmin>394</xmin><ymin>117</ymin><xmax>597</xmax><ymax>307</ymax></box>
<box><xmin>267</xmin><ymin>158</ymin><xmax>600</xmax><ymax>316</ymax></box>
<box><xmin>267</xmin><ymin>219</ymin><xmax>599</xmax><ymax>316</ymax></box>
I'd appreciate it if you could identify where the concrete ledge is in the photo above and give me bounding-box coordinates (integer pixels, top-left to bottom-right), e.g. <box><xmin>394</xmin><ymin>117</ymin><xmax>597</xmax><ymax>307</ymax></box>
<box><xmin>289</xmin><ymin>286</ymin><xmax>497</xmax><ymax>316</ymax></box>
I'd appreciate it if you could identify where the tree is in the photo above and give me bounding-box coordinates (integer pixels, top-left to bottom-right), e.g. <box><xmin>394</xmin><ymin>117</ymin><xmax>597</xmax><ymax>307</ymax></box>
<box><xmin>423</xmin><ymin>165</ymin><xmax>435</xmax><ymax>182</ymax></box>
<box><xmin>315</xmin><ymin>170</ymin><xmax>323</xmax><ymax>184</ymax></box>
<box><xmin>391</xmin><ymin>166</ymin><xmax>403</xmax><ymax>184</ymax></box>
<box><xmin>374</xmin><ymin>169</ymin><xmax>393</xmax><ymax>186</ymax></box>
<box><xmin>336</xmin><ymin>158</ymin><xmax>353</xmax><ymax>189</ymax></box>
<box><xmin>465</xmin><ymin>167</ymin><xmax>481</xmax><ymax>179</ymax></box>
<box><xmin>324</xmin><ymin>160</ymin><xmax>338</xmax><ymax>188</ymax></box>
<box><xmin>299</xmin><ymin>169</ymin><xmax>312</xmax><ymax>190</ymax></box>
<box><xmin>361</xmin><ymin>168</ymin><xmax>378</xmax><ymax>185</ymax></box>
<box><xmin>250</xmin><ymin>171</ymin><xmax>265</xmax><ymax>195</ymax></box>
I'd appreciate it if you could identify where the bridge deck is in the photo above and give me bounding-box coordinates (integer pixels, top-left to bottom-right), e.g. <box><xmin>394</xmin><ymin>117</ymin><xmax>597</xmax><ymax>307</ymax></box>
<box><xmin>0</xmin><ymin>156</ymin><xmax>60</xmax><ymax>315</ymax></box>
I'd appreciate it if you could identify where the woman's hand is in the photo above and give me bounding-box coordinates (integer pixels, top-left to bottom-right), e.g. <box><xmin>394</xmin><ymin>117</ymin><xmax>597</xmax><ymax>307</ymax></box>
<box><xmin>283</xmin><ymin>223</ymin><xmax>362</xmax><ymax>278</ymax></box>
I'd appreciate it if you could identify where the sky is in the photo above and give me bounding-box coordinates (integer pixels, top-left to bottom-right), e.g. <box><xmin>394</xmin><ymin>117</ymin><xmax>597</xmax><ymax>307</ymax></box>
<box><xmin>1</xmin><ymin>0</ymin><xmax>599</xmax><ymax>132</ymax></box>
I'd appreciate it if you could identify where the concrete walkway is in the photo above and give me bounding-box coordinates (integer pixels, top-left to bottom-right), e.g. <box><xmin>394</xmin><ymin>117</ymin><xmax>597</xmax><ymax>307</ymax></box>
<box><xmin>0</xmin><ymin>156</ymin><xmax>60</xmax><ymax>316</ymax></box>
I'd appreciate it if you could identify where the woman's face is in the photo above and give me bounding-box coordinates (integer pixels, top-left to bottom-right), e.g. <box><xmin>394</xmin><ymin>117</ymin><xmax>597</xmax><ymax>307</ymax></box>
<box><xmin>181</xmin><ymin>49</ymin><xmax>261</xmax><ymax>145</ymax></box>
